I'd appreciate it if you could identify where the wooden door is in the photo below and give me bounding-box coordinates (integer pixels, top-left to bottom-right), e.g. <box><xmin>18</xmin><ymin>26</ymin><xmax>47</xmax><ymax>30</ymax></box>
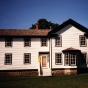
<box><xmin>41</xmin><ymin>55</ymin><xmax>47</xmax><ymax>67</ymax></box>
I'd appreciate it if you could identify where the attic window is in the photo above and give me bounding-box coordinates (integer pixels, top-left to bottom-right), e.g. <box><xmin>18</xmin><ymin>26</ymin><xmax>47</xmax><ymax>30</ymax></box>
<box><xmin>79</xmin><ymin>35</ymin><xmax>87</xmax><ymax>47</ymax></box>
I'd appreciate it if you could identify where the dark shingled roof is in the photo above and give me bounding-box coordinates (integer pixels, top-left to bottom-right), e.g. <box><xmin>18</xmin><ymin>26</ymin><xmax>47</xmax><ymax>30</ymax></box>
<box><xmin>49</xmin><ymin>19</ymin><xmax>88</xmax><ymax>34</ymax></box>
<box><xmin>0</xmin><ymin>19</ymin><xmax>88</xmax><ymax>37</ymax></box>
<box><xmin>0</xmin><ymin>29</ymin><xmax>50</xmax><ymax>36</ymax></box>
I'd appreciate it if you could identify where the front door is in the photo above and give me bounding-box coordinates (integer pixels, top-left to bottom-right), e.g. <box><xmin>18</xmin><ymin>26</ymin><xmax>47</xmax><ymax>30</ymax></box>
<box><xmin>38</xmin><ymin>54</ymin><xmax>52</xmax><ymax>76</ymax></box>
<box><xmin>41</xmin><ymin>55</ymin><xmax>47</xmax><ymax>68</ymax></box>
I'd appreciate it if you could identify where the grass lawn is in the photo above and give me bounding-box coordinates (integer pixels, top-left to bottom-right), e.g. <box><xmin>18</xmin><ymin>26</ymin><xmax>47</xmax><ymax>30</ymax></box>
<box><xmin>0</xmin><ymin>74</ymin><xmax>88</xmax><ymax>88</ymax></box>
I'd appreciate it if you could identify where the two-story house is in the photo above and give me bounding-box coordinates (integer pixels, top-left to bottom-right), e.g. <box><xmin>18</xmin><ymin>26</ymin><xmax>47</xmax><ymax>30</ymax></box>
<box><xmin>0</xmin><ymin>19</ymin><xmax>88</xmax><ymax>76</ymax></box>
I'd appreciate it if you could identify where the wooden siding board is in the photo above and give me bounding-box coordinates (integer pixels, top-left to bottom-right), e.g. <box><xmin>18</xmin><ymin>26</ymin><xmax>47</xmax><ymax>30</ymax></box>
<box><xmin>0</xmin><ymin>38</ymin><xmax>49</xmax><ymax>70</ymax></box>
<box><xmin>0</xmin><ymin>24</ymin><xmax>88</xmax><ymax>70</ymax></box>
<box><xmin>52</xmin><ymin>24</ymin><xmax>88</xmax><ymax>68</ymax></box>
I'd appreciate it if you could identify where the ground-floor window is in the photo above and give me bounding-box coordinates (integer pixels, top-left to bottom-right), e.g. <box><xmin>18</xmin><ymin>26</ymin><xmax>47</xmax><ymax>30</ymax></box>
<box><xmin>5</xmin><ymin>53</ymin><xmax>12</xmax><ymax>65</ymax></box>
<box><xmin>81</xmin><ymin>52</ymin><xmax>87</xmax><ymax>64</ymax></box>
<box><xmin>24</xmin><ymin>53</ymin><xmax>31</xmax><ymax>64</ymax></box>
<box><xmin>64</xmin><ymin>52</ymin><xmax>76</xmax><ymax>66</ymax></box>
<box><xmin>55</xmin><ymin>53</ymin><xmax>62</xmax><ymax>64</ymax></box>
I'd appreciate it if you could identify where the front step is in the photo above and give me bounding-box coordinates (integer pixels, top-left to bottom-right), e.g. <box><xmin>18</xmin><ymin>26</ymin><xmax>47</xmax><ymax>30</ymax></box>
<box><xmin>39</xmin><ymin>69</ymin><xmax>52</xmax><ymax>76</ymax></box>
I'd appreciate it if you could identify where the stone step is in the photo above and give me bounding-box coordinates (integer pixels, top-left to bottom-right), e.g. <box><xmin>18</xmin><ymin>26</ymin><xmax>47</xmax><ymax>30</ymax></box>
<box><xmin>42</xmin><ymin>69</ymin><xmax>52</xmax><ymax>76</ymax></box>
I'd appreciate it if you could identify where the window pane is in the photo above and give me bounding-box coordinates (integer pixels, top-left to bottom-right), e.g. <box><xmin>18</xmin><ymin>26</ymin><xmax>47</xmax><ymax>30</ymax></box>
<box><xmin>80</xmin><ymin>35</ymin><xmax>86</xmax><ymax>46</ymax></box>
<box><xmin>81</xmin><ymin>53</ymin><xmax>86</xmax><ymax>64</ymax></box>
<box><xmin>24</xmin><ymin>38</ymin><xmax>31</xmax><ymax>46</ymax></box>
<box><xmin>5</xmin><ymin>54</ymin><xmax>12</xmax><ymax>65</ymax></box>
<box><xmin>5</xmin><ymin>38</ymin><xmax>12</xmax><ymax>47</ymax></box>
<box><xmin>70</xmin><ymin>52</ymin><xmax>76</xmax><ymax>65</ymax></box>
<box><xmin>55</xmin><ymin>53</ymin><xmax>62</xmax><ymax>64</ymax></box>
<box><xmin>41</xmin><ymin>38</ymin><xmax>47</xmax><ymax>46</ymax></box>
<box><xmin>64</xmin><ymin>53</ymin><xmax>69</xmax><ymax>65</ymax></box>
<box><xmin>55</xmin><ymin>35</ymin><xmax>62</xmax><ymax>47</ymax></box>
<box><xmin>64</xmin><ymin>52</ymin><xmax>76</xmax><ymax>66</ymax></box>
<box><xmin>24</xmin><ymin>53</ymin><xmax>31</xmax><ymax>64</ymax></box>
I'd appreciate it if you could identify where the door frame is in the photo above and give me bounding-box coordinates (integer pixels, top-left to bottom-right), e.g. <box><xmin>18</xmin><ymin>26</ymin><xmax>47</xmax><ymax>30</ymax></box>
<box><xmin>39</xmin><ymin>52</ymin><xmax>49</xmax><ymax>69</ymax></box>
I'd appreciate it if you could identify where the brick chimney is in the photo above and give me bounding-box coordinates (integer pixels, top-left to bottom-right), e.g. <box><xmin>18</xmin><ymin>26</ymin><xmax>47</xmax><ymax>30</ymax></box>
<box><xmin>36</xmin><ymin>23</ymin><xmax>38</xmax><ymax>30</ymax></box>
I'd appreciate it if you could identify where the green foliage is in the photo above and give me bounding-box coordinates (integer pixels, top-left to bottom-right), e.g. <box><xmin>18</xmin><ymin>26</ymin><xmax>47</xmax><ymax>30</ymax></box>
<box><xmin>30</xmin><ymin>18</ymin><xmax>59</xmax><ymax>29</ymax></box>
<box><xmin>0</xmin><ymin>74</ymin><xmax>88</xmax><ymax>88</ymax></box>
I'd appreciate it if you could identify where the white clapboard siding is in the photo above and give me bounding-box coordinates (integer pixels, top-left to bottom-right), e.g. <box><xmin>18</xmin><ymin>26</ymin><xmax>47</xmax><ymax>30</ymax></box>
<box><xmin>52</xmin><ymin>24</ymin><xmax>88</xmax><ymax>68</ymax></box>
<box><xmin>0</xmin><ymin>38</ymin><xmax>49</xmax><ymax>70</ymax></box>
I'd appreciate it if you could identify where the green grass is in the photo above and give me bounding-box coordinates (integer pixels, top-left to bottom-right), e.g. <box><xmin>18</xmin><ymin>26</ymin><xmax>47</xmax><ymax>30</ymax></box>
<box><xmin>0</xmin><ymin>74</ymin><xmax>88</xmax><ymax>88</ymax></box>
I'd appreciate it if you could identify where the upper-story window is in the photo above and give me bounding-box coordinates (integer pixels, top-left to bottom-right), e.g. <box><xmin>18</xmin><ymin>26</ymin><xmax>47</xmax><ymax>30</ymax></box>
<box><xmin>41</xmin><ymin>38</ymin><xmax>47</xmax><ymax>46</ymax></box>
<box><xmin>79</xmin><ymin>35</ymin><xmax>87</xmax><ymax>47</ymax></box>
<box><xmin>5</xmin><ymin>38</ymin><xmax>12</xmax><ymax>47</ymax></box>
<box><xmin>55</xmin><ymin>35</ymin><xmax>62</xmax><ymax>47</ymax></box>
<box><xmin>24</xmin><ymin>38</ymin><xmax>31</xmax><ymax>47</ymax></box>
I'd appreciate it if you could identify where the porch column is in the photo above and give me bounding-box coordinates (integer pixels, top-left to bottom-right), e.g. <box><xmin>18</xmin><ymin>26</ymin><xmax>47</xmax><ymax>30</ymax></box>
<box><xmin>49</xmin><ymin>37</ymin><xmax>52</xmax><ymax>69</ymax></box>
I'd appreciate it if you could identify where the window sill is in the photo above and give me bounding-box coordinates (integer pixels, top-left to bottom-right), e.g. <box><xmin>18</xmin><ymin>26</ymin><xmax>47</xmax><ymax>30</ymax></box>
<box><xmin>24</xmin><ymin>63</ymin><xmax>31</xmax><ymax>65</ymax></box>
<box><xmin>55</xmin><ymin>63</ymin><xmax>62</xmax><ymax>65</ymax></box>
<box><xmin>5</xmin><ymin>64</ymin><xmax>12</xmax><ymax>65</ymax></box>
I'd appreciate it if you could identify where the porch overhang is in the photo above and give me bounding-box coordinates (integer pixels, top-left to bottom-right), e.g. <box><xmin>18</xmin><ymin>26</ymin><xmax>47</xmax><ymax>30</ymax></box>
<box><xmin>62</xmin><ymin>47</ymin><xmax>81</xmax><ymax>53</ymax></box>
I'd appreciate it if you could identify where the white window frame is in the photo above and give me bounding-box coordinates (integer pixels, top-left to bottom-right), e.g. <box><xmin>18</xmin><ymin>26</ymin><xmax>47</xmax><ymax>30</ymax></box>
<box><xmin>55</xmin><ymin>53</ymin><xmax>62</xmax><ymax>65</ymax></box>
<box><xmin>41</xmin><ymin>38</ymin><xmax>47</xmax><ymax>47</ymax></box>
<box><xmin>24</xmin><ymin>38</ymin><xmax>31</xmax><ymax>47</ymax></box>
<box><xmin>79</xmin><ymin>35</ymin><xmax>87</xmax><ymax>47</ymax></box>
<box><xmin>64</xmin><ymin>52</ymin><xmax>76</xmax><ymax>66</ymax></box>
<box><xmin>55</xmin><ymin>35</ymin><xmax>62</xmax><ymax>47</ymax></box>
<box><xmin>5</xmin><ymin>38</ymin><xmax>12</xmax><ymax>47</ymax></box>
<box><xmin>24</xmin><ymin>53</ymin><xmax>31</xmax><ymax>64</ymax></box>
<box><xmin>5</xmin><ymin>53</ymin><xmax>12</xmax><ymax>65</ymax></box>
<box><xmin>64</xmin><ymin>52</ymin><xmax>69</xmax><ymax>65</ymax></box>
<box><xmin>70</xmin><ymin>52</ymin><xmax>76</xmax><ymax>65</ymax></box>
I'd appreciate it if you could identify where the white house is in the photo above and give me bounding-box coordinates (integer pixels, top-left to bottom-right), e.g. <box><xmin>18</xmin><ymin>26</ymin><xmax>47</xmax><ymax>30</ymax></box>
<box><xmin>0</xmin><ymin>19</ymin><xmax>88</xmax><ymax>76</ymax></box>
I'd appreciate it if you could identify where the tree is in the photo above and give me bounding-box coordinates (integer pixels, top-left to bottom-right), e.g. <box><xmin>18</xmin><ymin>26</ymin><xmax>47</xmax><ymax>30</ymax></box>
<box><xmin>30</xmin><ymin>18</ymin><xmax>59</xmax><ymax>29</ymax></box>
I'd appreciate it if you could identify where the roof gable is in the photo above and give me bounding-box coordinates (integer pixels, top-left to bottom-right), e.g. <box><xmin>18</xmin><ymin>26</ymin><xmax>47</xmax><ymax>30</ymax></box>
<box><xmin>49</xmin><ymin>19</ymin><xmax>88</xmax><ymax>34</ymax></box>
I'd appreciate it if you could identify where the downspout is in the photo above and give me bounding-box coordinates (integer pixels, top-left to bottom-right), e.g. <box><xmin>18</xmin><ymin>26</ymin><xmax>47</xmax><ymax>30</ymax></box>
<box><xmin>49</xmin><ymin>36</ymin><xmax>52</xmax><ymax>75</ymax></box>
<box><xmin>51</xmin><ymin>37</ymin><xmax>52</xmax><ymax>71</ymax></box>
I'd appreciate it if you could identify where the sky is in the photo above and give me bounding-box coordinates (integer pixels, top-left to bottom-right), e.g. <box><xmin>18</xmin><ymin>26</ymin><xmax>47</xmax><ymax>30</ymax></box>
<box><xmin>0</xmin><ymin>0</ymin><xmax>88</xmax><ymax>29</ymax></box>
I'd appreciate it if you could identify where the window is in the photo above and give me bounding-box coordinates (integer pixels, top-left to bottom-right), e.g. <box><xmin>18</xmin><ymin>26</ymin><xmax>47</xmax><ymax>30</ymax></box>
<box><xmin>5</xmin><ymin>54</ymin><xmax>12</xmax><ymax>65</ymax></box>
<box><xmin>79</xmin><ymin>35</ymin><xmax>87</xmax><ymax>47</ymax></box>
<box><xmin>64</xmin><ymin>52</ymin><xmax>76</xmax><ymax>66</ymax></box>
<box><xmin>24</xmin><ymin>38</ymin><xmax>31</xmax><ymax>47</ymax></box>
<box><xmin>70</xmin><ymin>52</ymin><xmax>76</xmax><ymax>65</ymax></box>
<box><xmin>5</xmin><ymin>38</ymin><xmax>12</xmax><ymax>47</ymax></box>
<box><xmin>64</xmin><ymin>53</ymin><xmax>69</xmax><ymax>65</ymax></box>
<box><xmin>55</xmin><ymin>53</ymin><xmax>62</xmax><ymax>64</ymax></box>
<box><xmin>81</xmin><ymin>52</ymin><xmax>87</xmax><ymax>64</ymax></box>
<box><xmin>24</xmin><ymin>53</ymin><xmax>31</xmax><ymax>64</ymax></box>
<box><xmin>55</xmin><ymin>35</ymin><xmax>62</xmax><ymax>47</ymax></box>
<box><xmin>41</xmin><ymin>38</ymin><xmax>47</xmax><ymax>46</ymax></box>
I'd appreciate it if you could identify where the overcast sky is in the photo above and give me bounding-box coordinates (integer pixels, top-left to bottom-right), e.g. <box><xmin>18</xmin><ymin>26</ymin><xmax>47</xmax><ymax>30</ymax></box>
<box><xmin>0</xmin><ymin>0</ymin><xmax>88</xmax><ymax>29</ymax></box>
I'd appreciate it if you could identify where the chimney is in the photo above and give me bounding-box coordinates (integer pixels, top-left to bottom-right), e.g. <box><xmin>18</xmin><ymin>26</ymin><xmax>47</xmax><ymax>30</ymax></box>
<box><xmin>36</xmin><ymin>23</ymin><xmax>38</xmax><ymax>30</ymax></box>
